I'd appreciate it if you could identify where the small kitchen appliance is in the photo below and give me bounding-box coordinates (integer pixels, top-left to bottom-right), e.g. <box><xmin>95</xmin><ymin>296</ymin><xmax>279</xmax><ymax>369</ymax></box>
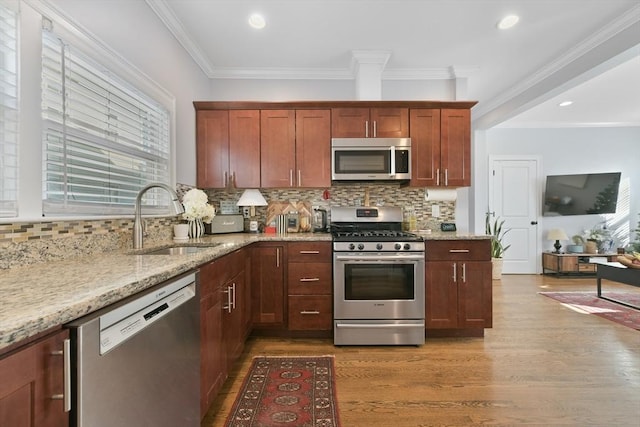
<box><xmin>206</xmin><ymin>214</ymin><xmax>244</xmax><ymax>234</ymax></box>
<box><xmin>313</xmin><ymin>207</ymin><xmax>328</xmax><ymax>232</ymax></box>
<box><xmin>331</xmin><ymin>206</ymin><xmax>425</xmax><ymax>346</ymax></box>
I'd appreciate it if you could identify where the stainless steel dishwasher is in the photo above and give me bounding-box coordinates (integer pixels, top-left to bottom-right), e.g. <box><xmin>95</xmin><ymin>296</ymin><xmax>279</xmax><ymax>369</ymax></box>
<box><xmin>67</xmin><ymin>271</ymin><xmax>200</xmax><ymax>427</ymax></box>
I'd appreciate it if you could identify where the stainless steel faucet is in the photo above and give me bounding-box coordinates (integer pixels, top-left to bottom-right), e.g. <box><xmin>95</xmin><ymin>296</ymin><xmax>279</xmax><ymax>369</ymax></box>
<box><xmin>133</xmin><ymin>183</ymin><xmax>185</xmax><ymax>249</ymax></box>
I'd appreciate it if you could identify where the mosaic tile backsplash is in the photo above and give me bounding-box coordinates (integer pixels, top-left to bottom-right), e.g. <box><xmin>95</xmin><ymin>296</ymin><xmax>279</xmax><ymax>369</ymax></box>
<box><xmin>0</xmin><ymin>183</ymin><xmax>454</xmax><ymax>269</ymax></box>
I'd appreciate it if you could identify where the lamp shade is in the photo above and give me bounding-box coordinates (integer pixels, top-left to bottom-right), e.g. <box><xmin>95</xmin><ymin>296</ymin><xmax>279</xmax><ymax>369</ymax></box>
<box><xmin>546</xmin><ymin>228</ymin><xmax>569</xmax><ymax>241</ymax></box>
<box><xmin>236</xmin><ymin>189</ymin><xmax>268</xmax><ymax>207</ymax></box>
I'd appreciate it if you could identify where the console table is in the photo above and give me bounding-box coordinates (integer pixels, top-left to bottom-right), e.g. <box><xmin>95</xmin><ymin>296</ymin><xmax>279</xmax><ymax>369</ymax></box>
<box><xmin>596</xmin><ymin>262</ymin><xmax>640</xmax><ymax>310</ymax></box>
<box><xmin>542</xmin><ymin>252</ymin><xmax>617</xmax><ymax>276</ymax></box>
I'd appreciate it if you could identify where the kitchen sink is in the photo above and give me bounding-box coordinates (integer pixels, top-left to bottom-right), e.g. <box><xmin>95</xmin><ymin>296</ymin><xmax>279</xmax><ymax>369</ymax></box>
<box><xmin>137</xmin><ymin>244</ymin><xmax>220</xmax><ymax>255</ymax></box>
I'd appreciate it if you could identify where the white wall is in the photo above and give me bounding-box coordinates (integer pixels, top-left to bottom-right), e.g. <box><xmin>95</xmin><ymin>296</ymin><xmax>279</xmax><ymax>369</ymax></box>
<box><xmin>476</xmin><ymin>126</ymin><xmax>640</xmax><ymax>247</ymax></box>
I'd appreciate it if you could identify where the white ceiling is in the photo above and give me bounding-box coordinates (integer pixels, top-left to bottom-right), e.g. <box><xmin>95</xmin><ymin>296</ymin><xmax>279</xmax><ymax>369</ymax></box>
<box><xmin>150</xmin><ymin>0</ymin><xmax>640</xmax><ymax>129</ymax></box>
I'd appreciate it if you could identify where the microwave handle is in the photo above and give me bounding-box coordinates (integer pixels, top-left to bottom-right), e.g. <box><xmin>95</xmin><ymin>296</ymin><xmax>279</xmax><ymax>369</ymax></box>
<box><xmin>390</xmin><ymin>146</ymin><xmax>396</xmax><ymax>176</ymax></box>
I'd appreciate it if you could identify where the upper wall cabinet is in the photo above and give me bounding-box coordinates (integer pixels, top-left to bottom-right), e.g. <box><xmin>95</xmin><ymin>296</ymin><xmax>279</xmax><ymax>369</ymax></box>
<box><xmin>260</xmin><ymin>109</ymin><xmax>332</xmax><ymax>188</ymax></box>
<box><xmin>196</xmin><ymin>110</ymin><xmax>260</xmax><ymax>189</ymax></box>
<box><xmin>331</xmin><ymin>107</ymin><xmax>408</xmax><ymax>138</ymax></box>
<box><xmin>295</xmin><ymin>110</ymin><xmax>331</xmax><ymax>188</ymax></box>
<box><xmin>409</xmin><ymin>108</ymin><xmax>471</xmax><ymax>187</ymax></box>
<box><xmin>194</xmin><ymin>101</ymin><xmax>475</xmax><ymax>189</ymax></box>
<box><xmin>260</xmin><ymin>110</ymin><xmax>296</xmax><ymax>188</ymax></box>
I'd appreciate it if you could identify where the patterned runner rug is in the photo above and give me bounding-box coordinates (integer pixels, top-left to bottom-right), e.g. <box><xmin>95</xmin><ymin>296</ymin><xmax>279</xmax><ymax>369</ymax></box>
<box><xmin>539</xmin><ymin>292</ymin><xmax>640</xmax><ymax>330</ymax></box>
<box><xmin>225</xmin><ymin>356</ymin><xmax>341</xmax><ymax>427</ymax></box>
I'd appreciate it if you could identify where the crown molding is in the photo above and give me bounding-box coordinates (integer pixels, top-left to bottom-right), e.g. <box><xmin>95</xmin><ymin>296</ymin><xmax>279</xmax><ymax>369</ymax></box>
<box><xmin>145</xmin><ymin>0</ymin><xmax>215</xmax><ymax>77</ymax></box>
<box><xmin>473</xmin><ymin>4</ymin><xmax>640</xmax><ymax>122</ymax></box>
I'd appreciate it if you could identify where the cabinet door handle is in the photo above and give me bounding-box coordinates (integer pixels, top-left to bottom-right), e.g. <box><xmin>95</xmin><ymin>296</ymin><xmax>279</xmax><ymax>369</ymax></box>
<box><xmin>232</xmin><ymin>171</ymin><xmax>236</xmax><ymax>188</ymax></box>
<box><xmin>223</xmin><ymin>286</ymin><xmax>232</xmax><ymax>313</ymax></box>
<box><xmin>373</xmin><ymin>120</ymin><xmax>377</xmax><ymax>137</ymax></box>
<box><xmin>289</xmin><ymin>169</ymin><xmax>293</xmax><ymax>187</ymax></box>
<box><xmin>300</xmin><ymin>310</ymin><xmax>320</xmax><ymax>315</ymax></box>
<box><xmin>365</xmin><ymin>120</ymin><xmax>369</xmax><ymax>138</ymax></box>
<box><xmin>452</xmin><ymin>262</ymin><xmax>457</xmax><ymax>282</ymax></box>
<box><xmin>276</xmin><ymin>248</ymin><xmax>280</xmax><ymax>268</ymax></box>
<box><xmin>436</xmin><ymin>168</ymin><xmax>440</xmax><ymax>186</ymax></box>
<box><xmin>298</xmin><ymin>169</ymin><xmax>301</xmax><ymax>187</ymax></box>
<box><xmin>449</xmin><ymin>249</ymin><xmax>470</xmax><ymax>253</ymax></box>
<box><xmin>299</xmin><ymin>250</ymin><xmax>320</xmax><ymax>254</ymax></box>
<box><xmin>51</xmin><ymin>339</ymin><xmax>71</xmax><ymax>412</ymax></box>
<box><xmin>223</xmin><ymin>171</ymin><xmax>228</xmax><ymax>188</ymax></box>
<box><xmin>231</xmin><ymin>282</ymin><xmax>236</xmax><ymax>310</ymax></box>
<box><xmin>461</xmin><ymin>263</ymin><xmax>466</xmax><ymax>283</ymax></box>
<box><xmin>445</xmin><ymin>169</ymin><xmax>449</xmax><ymax>186</ymax></box>
<box><xmin>299</xmin><ymin>277</ymin><xmax>320</xmax><ymax>282</ymax></box>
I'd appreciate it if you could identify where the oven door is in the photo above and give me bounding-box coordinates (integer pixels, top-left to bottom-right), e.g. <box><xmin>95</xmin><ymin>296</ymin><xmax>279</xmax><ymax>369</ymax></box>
<box><xmin>333</xmin><ymin>252</ymin><xmax>425</xmax><ymax>320</ymax></box>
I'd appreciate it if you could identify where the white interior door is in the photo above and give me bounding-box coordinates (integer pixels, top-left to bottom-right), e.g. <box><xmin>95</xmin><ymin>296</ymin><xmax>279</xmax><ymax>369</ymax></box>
<box><xmin>489</xmin><ymin>156</ymin><xmax>541</xmax><ymax>274</ymax></box>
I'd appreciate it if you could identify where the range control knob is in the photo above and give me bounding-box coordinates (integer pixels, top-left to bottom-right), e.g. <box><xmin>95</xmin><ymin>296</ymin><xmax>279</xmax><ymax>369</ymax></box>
<box><xmin>404</xmin><ymin>243</ymin><xmax>411</xmax><ymax>250</ymax></box>
<box><xmin>348</xmin><ymin>243</ymin><xmax>355</xmax><ymax>250</ymax></box>
<box><xmin>394</xmin><ymin>243</ymin><xmax>402</xmax><ymax>250</ymax></box>
<box><xmin>358</xmin><ymin>243</ymin><xmax>365</xmax><ymax>250</ymax></box>
<box><xmin>376</xmin><ymin>243</ymin><xmax>383</xmax><ymax>250</ymax></box>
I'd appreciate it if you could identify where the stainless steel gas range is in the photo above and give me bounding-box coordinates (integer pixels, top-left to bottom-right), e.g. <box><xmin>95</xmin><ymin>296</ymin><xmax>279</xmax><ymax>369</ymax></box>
<box><xmin>331</xmin><ymin>206</ymin><xmax>425</xmax><ymax>346</ymax></box>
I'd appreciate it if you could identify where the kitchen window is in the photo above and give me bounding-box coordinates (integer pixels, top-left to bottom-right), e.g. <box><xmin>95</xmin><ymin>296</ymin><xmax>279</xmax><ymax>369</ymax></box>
<box><xmin>0</xmin><ymin>2</ymin><xmax>18</xmax><ymax>218</ymax></box>
<box><xmin>41</xmin><ymin>25</ymin><xmax>172</xmax><ymax>216</ymax></box>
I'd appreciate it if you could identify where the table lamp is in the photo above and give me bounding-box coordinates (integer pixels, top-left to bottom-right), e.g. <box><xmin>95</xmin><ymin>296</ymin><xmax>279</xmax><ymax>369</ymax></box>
<box><xmin>547</xmin><ymin>228</ymin><xmax>569</xmax><ymax>254</ymax></box>
<box><xmin>236</xmin><ymin>189</ymin><xmax>268</xmax><ymax>233</ymax></box>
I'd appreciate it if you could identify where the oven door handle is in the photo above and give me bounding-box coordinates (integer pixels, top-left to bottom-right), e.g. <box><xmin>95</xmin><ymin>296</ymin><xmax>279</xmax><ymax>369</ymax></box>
<box><xmin>336</xmin><ymin>323</ymin><xmax>421</xmax><ymax>329</ymax></box>
<box><xmin>335</xmin><ymin>254</ymin><xmax>425</xmax><ymax>261</ymax></box>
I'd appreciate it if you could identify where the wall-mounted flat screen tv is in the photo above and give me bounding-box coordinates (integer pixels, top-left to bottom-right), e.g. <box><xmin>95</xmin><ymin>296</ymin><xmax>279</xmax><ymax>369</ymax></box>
<box><xmin>543</xmin><ymin>172</ymin><xmax>621</xmax><ymax>216</ymax></box>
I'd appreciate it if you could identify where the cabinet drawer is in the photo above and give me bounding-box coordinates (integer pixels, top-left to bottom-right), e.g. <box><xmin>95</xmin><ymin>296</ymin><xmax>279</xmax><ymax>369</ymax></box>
<box><xmin>288</xmin><ymin>296</ymin><xmax>333</xmax><ymax>331</ymax></box>
<box><xmin>426</xmin><ymin>240</ymin><xmax>490</xmax><ymax>261</ymax></box>
<box><xmin>288</xmin><ymin>263</ymin><xmax>332</xmax><ymax>295</ymax></box>
<box><xmin>288</xmin><ymin>242</ymin><xmax>332</xmax><ymax>263</ymax></box>
<box><xmin>578</xmin><ymin>263</ymin><xmax>596</xmax><ymax>272</ymax></box>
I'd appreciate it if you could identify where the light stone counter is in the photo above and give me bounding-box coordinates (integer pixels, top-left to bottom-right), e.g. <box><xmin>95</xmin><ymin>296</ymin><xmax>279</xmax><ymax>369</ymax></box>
<box><xmin>0</xmin><ymin>231</ymin><xmax>486</xmax><ymax>353</ymax></box>
<box><xmin>0</xmin><ymin>232</ymin><xmax>331</xmax><ymax>353</ymax></box>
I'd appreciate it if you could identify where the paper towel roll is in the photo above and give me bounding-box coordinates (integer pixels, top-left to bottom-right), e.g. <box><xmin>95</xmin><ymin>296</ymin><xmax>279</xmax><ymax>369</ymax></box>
<box><xmin>425</xmin><ymin>188</ymin><xmax>457</xmax><ymax>202</ymax></box>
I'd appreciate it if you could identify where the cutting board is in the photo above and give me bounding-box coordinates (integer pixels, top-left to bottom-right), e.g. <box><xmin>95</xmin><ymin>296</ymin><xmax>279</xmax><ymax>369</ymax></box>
<box><xmin>266</xmin><ymin>201</ymin><xmax>313</xmax><ymax>232</ymax></box>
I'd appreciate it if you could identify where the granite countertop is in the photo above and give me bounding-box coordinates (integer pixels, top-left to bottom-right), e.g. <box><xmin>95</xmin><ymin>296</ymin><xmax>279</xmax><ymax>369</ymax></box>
<box><xmin>0</xmin><ymin>230</ymin><xmax>486</xmax><ymax>353</ymax></box>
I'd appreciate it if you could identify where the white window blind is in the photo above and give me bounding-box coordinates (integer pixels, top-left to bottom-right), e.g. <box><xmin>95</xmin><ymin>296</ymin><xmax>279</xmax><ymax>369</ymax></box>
<box><xmin>41</xmin><ymin>28</ymin><xmax>172</xmax><ymax>216</ymax></box>
<box><xmin>0</xmin><ymin>2</ymin><xmax>18</xmax><ymax>217</ymax></box>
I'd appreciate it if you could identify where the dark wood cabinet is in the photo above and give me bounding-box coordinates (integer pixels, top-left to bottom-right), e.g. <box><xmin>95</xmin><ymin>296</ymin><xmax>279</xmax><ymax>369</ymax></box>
<box><xmin>410</xmin><ymin>108</ymin><xmax>471</xmax><ymax>187</ymax></box>
<box><xmin>251</xmin><ymin>243</ymin><xmax>286</xmax><ymax>327</ymax></box>
<box><xmin>440</xmin><ymin>109</ymin><xmax>471</xmax><ymax>187</ymax></box>
<box><xmin>331</xmin><ymin>107</ymin><xmax>408</xmax><ymax>138</ymax></box>
<box><xmin>287</xmin><ymin>242</ymin><xmax>333</xmax><ymax>331</ymax></box>
<box><xmin>199</xmin><ymin>259</ymin><xmax>225</xmax><ymax>417</ymax></box>
<box><xmin>260</xmin><ymin>110</ymin><xmax>296</xmax><ymax>188</ymax></box>
<box><xmin>425</xmin><ymin>240</ymin><xmax>492</xmax><ymax>334</ymax></box>
<box><xmin>409</xmin><ymin>108</ymin><xmax>441</xmax><ymax>187</ymax></box>
<box><xmin>0</xmin><ymin>329</ymin><xmax>69</xmax><ymax>427</ymax></box>
<box><xmin>199</xmin><ymin>248</ymin><xmax>250</xmax><ymax>417</ymax></box>
<box><xmin>195</xmin><ymin>101</ymin><xmax>475</xmax><ymax>188</ymax></box>
<box><xmin>196</xmin><ymin>109</ymin><xmax>260</xmax><ymax>189</ymax></box>
<box><xmin>295</xmin><ymin>109</ymin><xmax>331</xmax><ymax>188</ymax></box>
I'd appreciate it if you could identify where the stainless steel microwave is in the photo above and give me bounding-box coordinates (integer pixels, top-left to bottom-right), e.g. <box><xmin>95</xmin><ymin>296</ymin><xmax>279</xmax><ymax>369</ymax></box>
<box><xmin>331</xmin><ymin>138</ymin><xmax>411</xmax><ymax>181</ymax></box>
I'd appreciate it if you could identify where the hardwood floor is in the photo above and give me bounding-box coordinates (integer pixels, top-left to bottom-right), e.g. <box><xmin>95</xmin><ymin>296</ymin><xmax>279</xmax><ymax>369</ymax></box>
<box><xmin>202</xmin><ymin>274</ymin><xmax>640</xmax><ymax>426</ymax></box>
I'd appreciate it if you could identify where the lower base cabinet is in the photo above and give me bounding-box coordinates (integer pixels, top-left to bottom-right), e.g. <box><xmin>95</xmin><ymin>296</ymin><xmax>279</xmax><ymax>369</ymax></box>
<box><xmin>200</xmin><ymin>248</ymin><xmax>250</xmax><ymax>418</ymax></box>
<box><xmin>287</xmin><ymin>242</ymin><xmax>333</xmax><ymax>331</ymax></box>
<box><xmin>425</xmin><ymin>240</ymin><xmax>492</xmax><ymax>335</ymax></box>
<box><xmin>0</xmin><ymin>329</ymin><xmax>69</xmax><ymax>427</ymax></box>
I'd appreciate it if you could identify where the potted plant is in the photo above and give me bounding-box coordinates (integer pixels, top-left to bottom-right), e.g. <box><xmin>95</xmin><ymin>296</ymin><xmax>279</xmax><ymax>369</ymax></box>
<box><xmin>485</xmin><ymin>213</ymin><xmax>511</xmax><ymax>280</ymax></box>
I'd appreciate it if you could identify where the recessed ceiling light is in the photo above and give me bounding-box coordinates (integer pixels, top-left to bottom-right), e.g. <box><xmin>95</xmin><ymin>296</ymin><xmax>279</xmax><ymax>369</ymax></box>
<box><xmin>497</xmin><ymin>15</ymin><xmax>519</xmax><ymax>30</ymax></box>
<box><xmin>558</xmin><ymin>101</ymin><xmax>573</xmax><ymax>107</ymax></box>
<box><xmin>248</xmin><ymin>13</ymin><xmax>266</xmax><ymax>29</ymax></box>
